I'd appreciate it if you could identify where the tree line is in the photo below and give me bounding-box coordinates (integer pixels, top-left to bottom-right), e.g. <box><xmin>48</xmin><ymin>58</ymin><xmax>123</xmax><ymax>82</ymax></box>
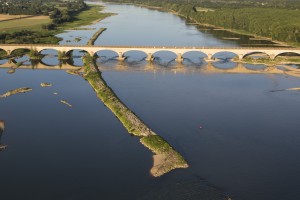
<box><xmin>0</xmin><ymin>0</ymin><xmax>86</xmax><ymax>15</ymax></box>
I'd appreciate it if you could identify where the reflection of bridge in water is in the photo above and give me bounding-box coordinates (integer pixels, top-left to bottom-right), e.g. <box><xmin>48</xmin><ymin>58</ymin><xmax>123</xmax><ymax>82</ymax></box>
<box><xmin>0</xmin><ymin>61</ymin><xmax>80</xmax><ymax>70</ymax></box>
<box><xmin>1</xmin><ymin>60</ymin><xmax>300</xmax><ymax>77</ymax></box>
<box><xmin>1</xmin><ymin>44</ymin><xmax>300</xmax><ymax>62</ymax></box>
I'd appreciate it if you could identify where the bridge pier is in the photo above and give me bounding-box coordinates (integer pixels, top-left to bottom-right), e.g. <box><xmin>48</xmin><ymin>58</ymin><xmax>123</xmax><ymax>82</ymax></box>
<box><xmin>269</xmin><ymin>54</ymin><xmax>276</xmax><ymax>60</ymax></box>
<box><xmin>175</xmin><ymin>53</ymin><xmax>184</xmax><ymax>63</ymax></box>
<box><xmin>145</xmin><ymin>53</ymin><xmax>154</xmax><ymax>62</ymax></box>
<box><xmin>117</xmin><ymin>52</ymin><xmax>126</xmax><ymax>61</ymax></box>
<box><xmin>88</xmin><ymin>51</ymin><xmax>94</xmax><ymax>57</ymax></box>
<box><xmin>205</xmin><ymin>54</ymin><xmax>213</xmax><ymax>61</ymax></box>
<box><xmin>238</xmin><ymin>54</ymin><xmax>244</xmax><ymax>60</ymax></box>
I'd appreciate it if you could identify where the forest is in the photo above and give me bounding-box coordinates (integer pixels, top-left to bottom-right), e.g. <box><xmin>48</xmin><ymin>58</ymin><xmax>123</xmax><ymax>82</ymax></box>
<box><xmin>104</xmin><ymin>0</ymin><xmax>300</xmax><ymax>45</ymax></box>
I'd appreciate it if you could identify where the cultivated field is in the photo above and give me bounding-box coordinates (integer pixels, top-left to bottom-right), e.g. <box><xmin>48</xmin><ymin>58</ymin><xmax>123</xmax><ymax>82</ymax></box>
<box><xmin>0</xmin><ymin>15</ymin><xmax>51</xmax><ymax>32</ymax></box>
<box><xmin>0</xmin><ymin>14</ymin><xmax>32</xmax><ymax>21</ymax></box>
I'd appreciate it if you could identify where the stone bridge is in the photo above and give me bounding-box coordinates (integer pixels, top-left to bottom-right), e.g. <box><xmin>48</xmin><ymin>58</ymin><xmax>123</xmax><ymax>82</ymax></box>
<box><xmin>1</xmin><ymin>44</ymin><xmax>300</xmax><ymax>62</ymax></box>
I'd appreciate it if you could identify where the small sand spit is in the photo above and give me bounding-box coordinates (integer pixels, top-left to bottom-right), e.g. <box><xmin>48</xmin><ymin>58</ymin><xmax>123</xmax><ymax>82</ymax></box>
<box><xmin>60</xmin><ymin>100</ymin><xmax>72</xmax><ymax>107</ymax></box>
<box><xmin>0</xmin><ymin>87</ymin><xmax>32</xmax><ymax>98</ymax></box>
<box><xmin>40</xmin><ymin>82</ymin><xmax>52</xmax><ymax>87</ymax></box>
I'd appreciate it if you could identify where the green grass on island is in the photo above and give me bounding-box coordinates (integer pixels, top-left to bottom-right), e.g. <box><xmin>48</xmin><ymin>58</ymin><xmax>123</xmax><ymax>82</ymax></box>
<box><xmin>234</xmin><ymin>56</ymin><xmax>300</xmax><ymax>65</ymax></box>
<box><xmin>140</xmin><ymin>135</ymin><xmax>172</xmax><ymax>154</ymax></box>
<box><xmin>82</xmin><ymin>56</ymin><xmax>188</xmax><ymax>177</ymax></box>
<box><xmin>59</xmin><ymin>5</ymin><xmax>114</xmax><ymax>30</ymax></box>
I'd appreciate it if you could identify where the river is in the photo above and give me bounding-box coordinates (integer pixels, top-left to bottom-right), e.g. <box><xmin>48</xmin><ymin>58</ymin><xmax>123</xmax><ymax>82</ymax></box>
<box><xmin>0</xmin><ymin>1</ymin><xmax>300</xmax><ymax>200</ymax></box>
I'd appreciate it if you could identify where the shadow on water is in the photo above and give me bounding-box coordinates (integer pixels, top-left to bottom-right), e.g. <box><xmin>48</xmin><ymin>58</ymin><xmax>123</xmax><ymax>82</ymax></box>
<box><xmin>152</xmin><ymin>57</ymin><xmax>177</xmax><ymax>68</ymax></box>
<box><xmin>183</xmin><ymin>58</ymin><xmax>205</xmax><ymax>67</ymax></box>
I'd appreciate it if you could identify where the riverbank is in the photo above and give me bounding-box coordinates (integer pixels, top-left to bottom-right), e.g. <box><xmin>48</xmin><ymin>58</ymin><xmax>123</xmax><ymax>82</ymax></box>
<box><xmin>83</xmin><ymin>56</ymin><xmax>188</xmax><ymax>177</ymax></box>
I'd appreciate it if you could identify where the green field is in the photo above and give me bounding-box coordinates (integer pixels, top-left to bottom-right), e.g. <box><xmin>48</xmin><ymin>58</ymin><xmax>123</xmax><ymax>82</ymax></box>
<box><xmin>0</xmin><ymin>16</ymin><xmax>51</xmax><ymax>32</ymax></box>
<box><xmin>59</xmin><ymin>5</ymin><xmax>114</xmax><ymax>30</ymax></box>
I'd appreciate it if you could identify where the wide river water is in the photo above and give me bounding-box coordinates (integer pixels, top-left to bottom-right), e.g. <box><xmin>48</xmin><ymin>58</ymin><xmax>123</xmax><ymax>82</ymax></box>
<box><xmin>1</xmin><ymin>1</ymin><xmax>300</xmax><ymax>200</ymax></box>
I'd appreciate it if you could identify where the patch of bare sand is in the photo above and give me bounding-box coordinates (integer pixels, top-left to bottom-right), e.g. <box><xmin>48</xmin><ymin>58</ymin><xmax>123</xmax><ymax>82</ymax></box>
<box><xmin>150</xmin><ymin>154</ymin><xmax>165</xmax><ymax>176</ymax></box>
<box><xmin>150</xmin><ymin>153</ymin><xmax>188</xmax><ymax>177</ymax></box>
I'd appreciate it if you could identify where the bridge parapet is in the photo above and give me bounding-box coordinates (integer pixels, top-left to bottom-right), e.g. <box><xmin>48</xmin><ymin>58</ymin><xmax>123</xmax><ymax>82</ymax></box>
<box><xmin>1</xmin><ymin>44</ymin><xmax>300</xmax><ymax>62</ymax></box>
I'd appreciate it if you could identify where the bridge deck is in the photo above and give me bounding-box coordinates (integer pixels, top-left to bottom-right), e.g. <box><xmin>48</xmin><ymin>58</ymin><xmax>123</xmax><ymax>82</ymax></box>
<box><xmin>0</xmin><ymin>44</ymin><xmax>299</xmax><ymax>50</ymax></box>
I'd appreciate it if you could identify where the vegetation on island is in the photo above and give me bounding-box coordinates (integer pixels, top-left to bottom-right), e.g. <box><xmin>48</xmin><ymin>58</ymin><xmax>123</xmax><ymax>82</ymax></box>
<box><xmin>235</xmin><ymin>56</ymin><xmax>300</xmax><ymax>65</ymax></box>
<box><xmin>103</xmin><ymin>0</ymin><xmax>300</xmax><ymax>46</ymax></box>
<box><xmin>83</xmin><ymin>54</ymin><xmax>188</xmax><ymax>177</ymax></box>
<box><xmin>58</xmin><ymin>51</ymin><xmax>70</xmax><ymax>60</ymax></box>
<box><xmin>0</xmin><ymin>87</ymin><xmax>32</xmax><ymax>98</ymax></box>
<box><xmin>29</xmin><ymin>48</ymin><xmax>44</xmax><ymax>60</ymax></box>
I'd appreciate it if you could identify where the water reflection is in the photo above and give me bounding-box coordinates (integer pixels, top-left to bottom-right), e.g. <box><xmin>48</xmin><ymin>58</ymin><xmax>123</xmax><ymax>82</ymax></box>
<box><xmin>1</xmin><ymin>58</ymin><xmax>300</xmax><ymax>78</ymax></box>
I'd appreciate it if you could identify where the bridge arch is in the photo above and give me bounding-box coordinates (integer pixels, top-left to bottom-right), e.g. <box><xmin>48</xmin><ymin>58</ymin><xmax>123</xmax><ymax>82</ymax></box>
<box><xmin>123</xmin><ymin>50</ymin><xmax>148</xmax><ymax>61</ymax></box>
<box><xmin>93</xmin><ymin>49</ymin><xmax>119</xmax><ymax>59</ymax></box>
<box><xmin>38</xmin><ymin>48</ymin><xmax>59</xmax><ymax>55</ymax></box>
<box><xmin>274</xmin><ymin>52</ymin><xmax>300</xmax><ymax>59</ymax></box>
<box><xmin>212</xmin><ymin>51</ymin><xmax>238</xmax><ymax>60</ymax></box>
<box><xmin>38</xmin><ymin>49</ymin><xmax>60</xmax><ymax>66</ymax></box>
<box><xmin>182</xmin><ymin>51</ymin><xmax>208</xmax><ymax>61</ymax></box>
<box><xmin>152</xmin><ymin>50</ymin><xmax>178</xmax><ymax>62</ymax></box>
<box><xmin>242</xmin><ymin>51</ymin><xmax>270</xmax><ymax>59</ymax></box>
<box><xmin>0</xmin><ymin>48</ymin><xmax>8</xmax><ymax>58</ymax></box>
<box><xmin>10</xmin><ymin>48</ymin><xmax>31</xmax><ymax>57</ymax></box>
<box><xmin>65</xmin><ymin>49</ymin><xmax>90</xmax><ymax>57</ymax></box>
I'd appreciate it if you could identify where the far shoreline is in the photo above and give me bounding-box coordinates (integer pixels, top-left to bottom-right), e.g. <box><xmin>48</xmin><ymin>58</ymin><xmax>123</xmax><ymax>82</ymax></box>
<box><xmin>104</xmin><ymin>1</ymin><xmax>296</xmax><ymax>48</ymax></box>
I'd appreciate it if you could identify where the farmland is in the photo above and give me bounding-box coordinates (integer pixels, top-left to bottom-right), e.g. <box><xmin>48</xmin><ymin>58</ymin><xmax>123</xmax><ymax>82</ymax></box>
<box><xmin>0</xmin><ymin>14</ymin><xmax>32</xmax><ymax>21</ymax></box>
<box><xmin>0</xmin><ymin>15</ymin><xmax>51</xmax><ymax>32</ymax></box>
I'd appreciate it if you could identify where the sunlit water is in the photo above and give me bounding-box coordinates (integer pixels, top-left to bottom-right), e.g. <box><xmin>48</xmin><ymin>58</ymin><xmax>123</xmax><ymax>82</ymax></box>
<box><xmin>1</xmin><ymin>2</ymin><xmax>300</xmax><ymax>200</ymax></box>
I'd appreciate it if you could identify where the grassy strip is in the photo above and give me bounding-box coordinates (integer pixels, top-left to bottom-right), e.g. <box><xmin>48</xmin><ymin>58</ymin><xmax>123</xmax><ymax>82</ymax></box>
<box><xmin>83</xmin><ymin>58</ymin><xmax>154</xmax><ymax>137</ymax></box>
<box><xmin>57</xmin><ymin>5</ymin><xmax>114</xmax><ymax>31</ymax></box>
<box><xmin>87</xmin><ymin>28</ymin><xmax>107</xmax><ymax>45</ymax></box>
<box><xmin>83</xmin><ymin>56</ymin><xmax>188</xmax><ymax>177</ymax></box>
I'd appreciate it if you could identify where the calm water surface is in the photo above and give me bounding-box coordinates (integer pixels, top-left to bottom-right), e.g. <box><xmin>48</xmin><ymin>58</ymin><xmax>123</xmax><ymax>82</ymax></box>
<box><xmin>1</xmin><ymin>2</ymin><xmax>300</xmax><ymax>200</ymax></box>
